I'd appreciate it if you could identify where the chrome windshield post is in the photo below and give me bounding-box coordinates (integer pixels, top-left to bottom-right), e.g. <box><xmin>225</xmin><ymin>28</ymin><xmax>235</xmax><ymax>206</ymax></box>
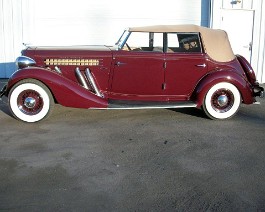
<box><xmin>115</xmin><ymin>30</ymin><xmax>131</xmax><ymax>50</ymax></box>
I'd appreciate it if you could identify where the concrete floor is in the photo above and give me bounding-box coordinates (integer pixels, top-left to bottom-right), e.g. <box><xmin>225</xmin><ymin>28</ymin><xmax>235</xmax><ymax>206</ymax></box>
<box><xmin>0</xmin><ymin>79</ymin><xmax>265</xmax><ymax>211</ymax></box>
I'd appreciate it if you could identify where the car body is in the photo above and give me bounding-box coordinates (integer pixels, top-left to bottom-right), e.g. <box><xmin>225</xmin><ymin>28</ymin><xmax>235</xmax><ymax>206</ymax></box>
<box><xmin>0</xmin><ymin>24</ymin><xmax>264</xmax><ymax>122</ymax></box>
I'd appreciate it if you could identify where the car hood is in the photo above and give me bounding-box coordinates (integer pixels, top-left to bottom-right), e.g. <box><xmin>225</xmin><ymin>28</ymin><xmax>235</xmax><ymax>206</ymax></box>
<box><xmin>22</xmin><ymin>45</ymin><xmax>114</xmax><ymax>67</ymax></box>
<box><xmin>27</xmin><ymin>45</ymin><xmax>112</xmax><ymax>51</ymax></box>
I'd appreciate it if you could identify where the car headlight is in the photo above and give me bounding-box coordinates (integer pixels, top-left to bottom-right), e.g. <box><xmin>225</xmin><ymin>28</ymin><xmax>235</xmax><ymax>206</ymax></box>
<box><xmin>16</xmin><ymin>56</ymin><xmax>36</xmax><ymax>69</ymax></box>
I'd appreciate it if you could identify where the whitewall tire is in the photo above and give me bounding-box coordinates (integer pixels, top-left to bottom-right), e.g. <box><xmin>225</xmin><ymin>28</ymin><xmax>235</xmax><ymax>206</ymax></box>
<box><xmin>8</xmin><ymin>79</ymin><xmax>54</xmax><ymax>122</ymax></box>
<box><xmin>202</xmin><ymin>82</ymin><xmax>241</xmax><ymax>120</ymax></box>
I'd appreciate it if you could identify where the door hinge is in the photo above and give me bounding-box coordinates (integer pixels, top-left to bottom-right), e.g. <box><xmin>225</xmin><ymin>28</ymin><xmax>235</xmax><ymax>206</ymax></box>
<box><xmin>163</xmin><ymin>61</ymin><xmax>167</xmax><ymax>69</ymax></box>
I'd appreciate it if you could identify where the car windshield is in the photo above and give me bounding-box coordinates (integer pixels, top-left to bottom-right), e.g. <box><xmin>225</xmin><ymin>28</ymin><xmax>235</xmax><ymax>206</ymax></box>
<box><xmin>115</xmin><ymin>30</ymin><xmax>131</xmax><ymax>49</ymax></box>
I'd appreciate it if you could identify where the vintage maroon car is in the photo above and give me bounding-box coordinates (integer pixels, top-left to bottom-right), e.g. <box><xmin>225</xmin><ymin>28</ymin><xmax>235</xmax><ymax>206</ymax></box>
<box><xmin>0</xmin><ymin>25</ymin><xmax>264</xmax><ymax>122</ymax></box>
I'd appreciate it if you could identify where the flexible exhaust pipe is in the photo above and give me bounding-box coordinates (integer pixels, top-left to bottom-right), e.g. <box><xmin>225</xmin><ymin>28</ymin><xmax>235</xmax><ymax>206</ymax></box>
<box><xmin>85</xmin><ymin>68</ymin><xmax>102</xmax><ymax>97</ymax></box>
<box><xmin>75</xmin><ymin>67</ymin><xmax>89</xmax><ymax>89</ymax></box>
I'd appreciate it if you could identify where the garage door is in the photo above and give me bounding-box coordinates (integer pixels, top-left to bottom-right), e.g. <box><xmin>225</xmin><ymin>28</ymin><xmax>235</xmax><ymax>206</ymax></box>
<box><xmin>221</xmin><ymin>9</ymin><xmax>254</xmax><ymax>63</ymax></box>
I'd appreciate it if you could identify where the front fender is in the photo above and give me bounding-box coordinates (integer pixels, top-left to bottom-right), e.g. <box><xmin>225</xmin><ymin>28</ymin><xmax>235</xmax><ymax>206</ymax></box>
<box><xmin>193</xmin><ymin>69</ymin><xmax>254</xmax><ymax>107</ymax></box>
<box><xmin>6</xmin><ymin>67</ymin><xmax>108</xmax><ymax>109</ymax></box>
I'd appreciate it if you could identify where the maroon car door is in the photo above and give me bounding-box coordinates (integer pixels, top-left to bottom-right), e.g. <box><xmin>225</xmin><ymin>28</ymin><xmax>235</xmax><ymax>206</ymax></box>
<box><xmin>110</xmin><ymin>51</ymin><xmax>165</xmax><ymax>99</ymax></box>
<box><xmin>164</xmin><ymin>33</ymin><xmax>209</xmax><ymax>100</ymax></box>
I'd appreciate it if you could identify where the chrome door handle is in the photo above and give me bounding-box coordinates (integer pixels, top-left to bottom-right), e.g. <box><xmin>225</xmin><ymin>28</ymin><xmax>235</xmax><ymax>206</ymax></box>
<box><xmin>115</xmin><ymin>62</ymin><xmax>126</xmax><ymax>66</ymax></box>
<box><xmin>195</xmin><ymin>64</ymin><xmax>206</xmax><ymax>68</ymax></box>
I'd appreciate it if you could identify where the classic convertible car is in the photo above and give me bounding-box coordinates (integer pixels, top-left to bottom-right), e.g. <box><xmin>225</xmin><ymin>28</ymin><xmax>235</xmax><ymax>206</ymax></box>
<box><xmin>0</xmin><ymin>25</ymin><xmax>264</xmax><ymax>122</ymax></box>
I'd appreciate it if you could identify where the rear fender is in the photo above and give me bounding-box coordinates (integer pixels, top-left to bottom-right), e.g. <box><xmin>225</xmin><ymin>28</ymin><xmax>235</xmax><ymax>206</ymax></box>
<box><xmin>193</xmin><ymin>69</ymin><xmax>254</xmax><ymax>107</ymax></box>
<box><xmin>236</xmin><ymin>54</ymin><xmax>256</xmax><ymax>85</ymax></box>
<box><xmin>6</xmin><ymin>67</ymin><xmax>108</xmax><ymax>108</ymax></box>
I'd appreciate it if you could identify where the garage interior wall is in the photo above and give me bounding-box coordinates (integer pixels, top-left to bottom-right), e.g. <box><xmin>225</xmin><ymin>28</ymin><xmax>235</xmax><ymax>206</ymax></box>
<box><xmin>0</xmin><ymin>0</ymin><xmax>210</xmax><ymax>78</ymax></box>
<box><xmin>211</xmin><ymin>0</ymin><xmax>265</xmax><ymax>83</ymax></box>
<box><xmin>0</xmin><ymin>0</ymin><xmax>23</xmax><ymax>78</ymax></box>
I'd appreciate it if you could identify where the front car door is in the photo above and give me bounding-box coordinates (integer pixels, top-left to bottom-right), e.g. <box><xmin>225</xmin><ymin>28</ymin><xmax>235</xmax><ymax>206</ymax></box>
<box><xmin>165</xmin><ymin>33</ymin><xmax>208</xmax><ymax>100</ymax></box>
<box><xmin>110</xmin><ymin>32</ymin><xmax>165</xmax><ymax>101</ymax></box>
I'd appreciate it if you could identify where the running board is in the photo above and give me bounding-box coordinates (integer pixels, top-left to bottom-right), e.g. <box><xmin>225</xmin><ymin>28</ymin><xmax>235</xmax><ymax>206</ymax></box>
<box><xmin>107</xmin><ymin>100</ymin><xmax>197</xmax><ymax>110</ymax></box>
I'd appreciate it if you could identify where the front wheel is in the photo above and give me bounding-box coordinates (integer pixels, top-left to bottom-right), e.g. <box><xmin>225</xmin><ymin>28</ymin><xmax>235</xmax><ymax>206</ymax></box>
<box><xmin>8</xmin><ymin>79</ymin><xmax>54</xmax><ymax>122</ymax></box>
<box><xmin>202</xmin><ymin>82</ymin><xmax>241</xmax><ymax>120</ymax></box>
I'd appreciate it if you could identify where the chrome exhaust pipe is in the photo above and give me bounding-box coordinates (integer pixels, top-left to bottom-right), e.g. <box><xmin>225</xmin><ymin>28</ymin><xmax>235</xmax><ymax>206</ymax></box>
<box><xmin>85</xmin><ymin>68</ymin><xmax>102</xmax><ymax>97</ymax></box>
<box><xmin>75</xmin><ymin>67</ymin><xmax>89</xmax><ymax>89</ymax></box>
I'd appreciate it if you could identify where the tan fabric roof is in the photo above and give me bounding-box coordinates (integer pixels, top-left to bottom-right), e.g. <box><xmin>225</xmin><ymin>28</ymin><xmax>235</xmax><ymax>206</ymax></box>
<box><xmin>129</xmin><ymin>25</ymin><xmax>235</xmax><ymax>62</ymax></box>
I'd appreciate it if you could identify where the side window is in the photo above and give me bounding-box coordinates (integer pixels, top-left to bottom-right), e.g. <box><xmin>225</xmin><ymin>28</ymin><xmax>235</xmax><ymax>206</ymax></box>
<box><xmin>167</xmin><ymin>33</ymin><xmax>202</xmax><ymax>53</ymax></box>
<box><xmin>152</xmin><ymin>33</ymin><xmax>164</xmax><ymax>52</ymax></box>
<box><xmin>122</xmin><ymin>32</ymin><xmax>163</xmax><ymax>52</ymax></box>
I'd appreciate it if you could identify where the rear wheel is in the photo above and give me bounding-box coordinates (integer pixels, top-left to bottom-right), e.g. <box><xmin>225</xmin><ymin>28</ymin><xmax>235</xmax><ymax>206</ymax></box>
<box><xmin>8</xmin><ymin>79</ymin><xmax>54</xmax><ymax>122</ymax></box>
<box><xmin>202</xmin><ymin>82</ymin><xmax>241</xmax><ymax>120</ymax></box>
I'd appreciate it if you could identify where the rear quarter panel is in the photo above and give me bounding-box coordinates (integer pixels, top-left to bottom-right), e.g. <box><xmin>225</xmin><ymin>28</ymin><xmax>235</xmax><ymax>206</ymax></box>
<box><xmin>193</xmin><ymin>68</ymin><xmax>254</xmax><ymax>107</ymax></box>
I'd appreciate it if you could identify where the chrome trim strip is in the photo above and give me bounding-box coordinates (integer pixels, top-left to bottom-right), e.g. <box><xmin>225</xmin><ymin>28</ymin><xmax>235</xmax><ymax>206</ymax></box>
<box><xmin>85</xmin><ymin>68</ymin><xmax>102</xmax><ymax>97</ymax></box>
<box><xmin>75</xmin><ymin>67</ymin><xmax>89</xmax><ymax>89</ymax></box>
<box><xmin>44</xmin><ymin>58</ymin><xmax>100</xmax><ymax>66</ymax></box>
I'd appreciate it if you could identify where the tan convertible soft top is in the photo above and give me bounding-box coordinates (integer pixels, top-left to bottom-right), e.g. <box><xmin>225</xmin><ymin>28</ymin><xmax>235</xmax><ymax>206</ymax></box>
<box><xmin>129</xmin><ymin>25</ymin><xmax>235</xmax><ymax>62</ymax></box>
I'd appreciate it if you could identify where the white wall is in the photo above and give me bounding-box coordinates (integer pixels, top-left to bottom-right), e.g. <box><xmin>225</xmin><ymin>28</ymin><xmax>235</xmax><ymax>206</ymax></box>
<box><xmin>27</xmin><ymin>0</ymin><xmax>210</xmax><ymax>46</ymax></box>
<box><xmin>0</xmin><ymin>0</ymin><xmax>23</xmax><ymax>77</ymax></box>
<box><xmin>0</xmin><ymin>0</ymin><xmax>210</xmax><ymax>78</ymax></box>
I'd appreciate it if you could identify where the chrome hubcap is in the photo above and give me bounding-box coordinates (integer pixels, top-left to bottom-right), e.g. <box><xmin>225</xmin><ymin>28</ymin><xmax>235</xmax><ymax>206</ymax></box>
<box><xmin>24</xmin><ymin>97</ymin><xmax>36</xmax><ymax>109</ymax></box>
<box><xmin>217</xmin><ymin>95</ymin><xmax>228</xmax><ymax>107</ymax></box>
<box><xmin>17</xmin><ymin>89</ymin><xmax>44</xmax><ymax>115</ymax></box>
<box><xmin>211</xmin><ymin>89</ymin><xmax>234</xmax><ymax>113</ymax></box>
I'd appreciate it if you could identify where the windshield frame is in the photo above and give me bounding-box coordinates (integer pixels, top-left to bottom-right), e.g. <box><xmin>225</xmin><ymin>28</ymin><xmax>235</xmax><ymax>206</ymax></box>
<box><xmin>115</xmin><ymin>30</ymin><xmax>131</xmax><ymax>50</ymax></box>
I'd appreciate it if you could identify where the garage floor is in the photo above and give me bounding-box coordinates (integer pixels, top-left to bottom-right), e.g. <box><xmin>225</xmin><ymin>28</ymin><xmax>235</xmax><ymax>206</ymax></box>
<box><xmin>0</xmin><ymin>80</ymin><xmax>265</xmax><ymax>211</ymax></box>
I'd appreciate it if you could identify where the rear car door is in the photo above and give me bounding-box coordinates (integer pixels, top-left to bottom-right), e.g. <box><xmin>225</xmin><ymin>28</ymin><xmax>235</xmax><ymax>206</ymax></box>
<box><xmin>165</xmin><ymin>33</ymin><xmax>208</xmax><ymax>99</ymax></box>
